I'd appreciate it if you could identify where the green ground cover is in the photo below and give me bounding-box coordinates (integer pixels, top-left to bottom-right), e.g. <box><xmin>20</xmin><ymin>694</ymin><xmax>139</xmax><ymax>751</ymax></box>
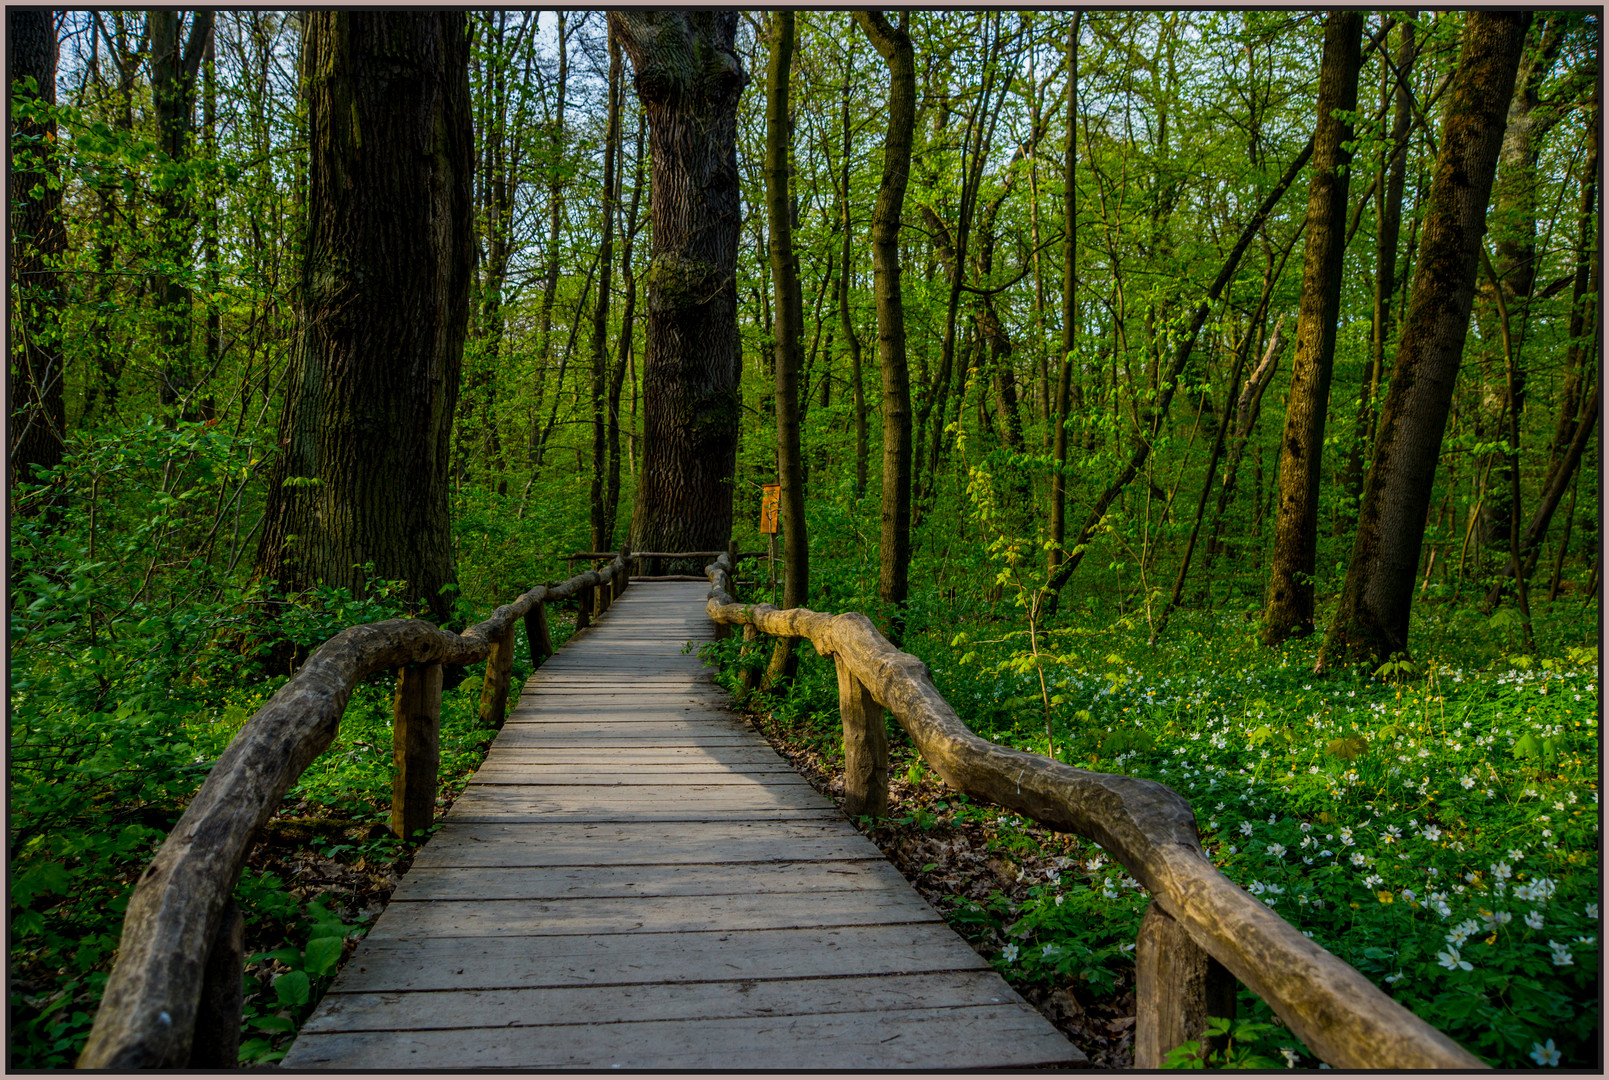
<box><xmin>706</xmin><ymin>593</ymin><xmax>1601</xmax><ymax>1069</ymax></box>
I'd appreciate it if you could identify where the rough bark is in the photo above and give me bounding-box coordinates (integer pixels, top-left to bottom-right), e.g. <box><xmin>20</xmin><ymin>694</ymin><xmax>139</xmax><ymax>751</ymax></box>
<box><xmin>1321</xmin><ymin>11</ymin><xmax>1532</xmax><ymax>667</ymax></box>
<box><xmin>853</xmin><ymin>10</ymin><xmax>917</xmax><ymax>636</ymax></box>
<box><xmin>1262</xmin><ymin>10</ymin><xmax>1362</xmax><ymax>645</ymax></box>
<box><xmin>610</xmin><ymin>11</ymin><xmax>747</xmax><ymax>563</ymax></box>
<box><xmin>255</xmin><ymin>12</ymin><xmax>474</xmax><ymax>627</ymax></box>
<box><xmin>8</xmin><ymin>9</ymin><xmax>66</xmax><ymax>495</ymax></box>
<box><xmin>704</xmin><ymin>555</ymin><xmax>1483</xmax><ymax>1070</ymax></box>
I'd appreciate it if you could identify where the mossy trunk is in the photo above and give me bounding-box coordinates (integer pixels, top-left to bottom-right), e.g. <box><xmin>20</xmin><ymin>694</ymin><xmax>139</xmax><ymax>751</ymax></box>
<box><xmin>611</xmin><ymin>12</ymin><xmax>747</xmax><ymax>565</ymax></box>
<box><xmin>1321</xmin><ymin>11</ymin><xmax>1532</xmax><ymax>667</ymax></box>
<box><xmin>1261</xmin><ymin>10</ymin><xmax>1361</xmax><ymax>645</ymax></box>
<box><xmin>255</xmin><ymin>11</ymin><xmax>474</xmax><ymax>627</ymax></box>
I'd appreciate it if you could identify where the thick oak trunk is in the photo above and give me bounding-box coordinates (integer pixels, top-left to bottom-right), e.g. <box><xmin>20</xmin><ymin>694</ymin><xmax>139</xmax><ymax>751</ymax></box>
<box><xmin>255</xmin><ymin>12</ymin><xmax>474</xmax><ymax>627</ymax></box>
<box><xmin>611</xmin><ymin>12</ymin><xmax>747</xmax><ymax>562</ymax></box>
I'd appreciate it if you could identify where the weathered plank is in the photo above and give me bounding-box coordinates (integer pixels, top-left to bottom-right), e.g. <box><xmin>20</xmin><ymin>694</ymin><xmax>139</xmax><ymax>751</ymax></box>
<box><xmin>366</xmin><ymin>888</ymin><xmax>942</xmax><ymax>939</ymax></box>
<box><xmin>298</xmin><ymin>970</ymin><xmax>1023</xmax><ymax>1034</ymax></box>
<box><xmin>284</xmin><ymin>1004</ymin><xmax>1080</xmax><ymax>1070</ymax></box>
<box><xmin>409</xmin><ymin>821</ymin><xmax>876</xmax><ymax>869</ymax></box>
<box><xmin>391</xmin><ymin>860</ymin><xmax>904</xmax><ymax>902</ymax></box>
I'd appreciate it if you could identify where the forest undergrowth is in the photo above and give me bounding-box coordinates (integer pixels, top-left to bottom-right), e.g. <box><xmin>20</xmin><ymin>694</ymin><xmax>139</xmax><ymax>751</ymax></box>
<box><xmin>704</xmin><ymin>583</ymin><xmax>1601</xmax><ymax>1070</ymax></box>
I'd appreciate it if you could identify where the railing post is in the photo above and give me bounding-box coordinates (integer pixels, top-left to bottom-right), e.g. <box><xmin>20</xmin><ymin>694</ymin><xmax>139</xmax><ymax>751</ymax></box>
<box><xmin>525</xmin><ymin>601</ymin><xmax>553</xmax><ymax>667</ymax></box>
<box><xmin>477</xmin><ymin>621</ymin><xmax>517</xmax><ymax>729</ymax></box>
<box><xmin>186</xmin><ymin>900</ymin><xmax>243</xmax><ymax>1067</ymax></box>
<box><xmin>391</xmin><ymin>662</ymin><xmax>442</xmax><ymax>840</ymax></box>
<box><xmin>576</xmin><ymin>583</ymin><xmax>592</xmax><ymax>631</ymax></box>
<box><xmin>835</xmin><ymin>655</ymin><xmax>889</xmax><ymax>819</ymax></box>
<box><xmin>1135</xmin><ymin>900</ymin><xmax>1237</xmax><ymax>1068</ymax></box>
<box><xmin>597</xmin><ymin>572</ymin><xmax>611</xmax><ymax>616</ymax></box>
<box><xmin>739</xmin><ymin>623</ymin><xmax>762</xmax><ymax>691</ymax></box>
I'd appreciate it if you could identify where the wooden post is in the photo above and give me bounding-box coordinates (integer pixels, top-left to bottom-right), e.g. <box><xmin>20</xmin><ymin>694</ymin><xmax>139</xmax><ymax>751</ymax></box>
<box><xmin>836</xmin><ymin>656</ymin><xmax>889</xmax><ymax>819</ymax></box>
<box><xmin>1135</xmin><ymin>900</ymin><xmax>1237</xmax><ymax>1068</ymax></box>
<box><xmin>186</xmin><ymin>901</ymin><xmax>243</xmax><ymax>1068</ymax></box>
<box><xmin>477</xmin><ymin>621</ymin><xmax>517</xmax><ymax>729</ymax></box>
<box><xmin>576</xmin><ymin>584</ymin><xmax>592</xmax><ymax>631</ymax></box>
<box><xmin>596</xmin><ymin>573</ymin><xmax>610</xmax><ymax>617</ymax></box>
<box><xmin>525</xmin><ymin>601</ymin><xmax>553</xmax><ymax>667</ymax></box>
<box><xmin>391</xmin><ymin>663</ymin><xmax>442</xmax><ymax>840</ymax></box>
<box><xmin>739</xmin><ymin>623</ymin><xmax>762</xmax><ymax>691</ymax></box>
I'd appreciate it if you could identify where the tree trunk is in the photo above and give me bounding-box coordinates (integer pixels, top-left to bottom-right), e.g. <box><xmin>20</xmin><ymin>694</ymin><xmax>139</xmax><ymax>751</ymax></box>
<box><xmin>8</xmin><ymin>9</ymin><xmax>66</xmax><ymax>496</ymax></box>
<box><xmin>1341</xmin><ymin>14</ymin><xmax>1416</xmax><ymax>523</ymax></box>
<box><xmin>255</xmin><ymin>11</ymin><xmax>474</xmax><ymax>627</ymax></box>
<box><xmin>839</xmin><ymin>90</ymin><xmax>869</xmax><ymax>500</ymax></box>
<box><xmin>1262</xmin><ymin>9</ymin><xmax>1362</xmax><ymax>645</ymax></box>
<box><xmin>607</xmin><ymin>112</ymin><xmax>646</xmax><ymax>549</ymax></box>
<box><xmin>611</xmin><ymin>12</ymin><xmax>747</xmax><ymax>563</ymax></box>
<box><xmin>853</xmin><ymin>10</ymin><xmax>917</xmax><ymax>636</ymax></box>
<box><xmin>590</xmin><ymin>31</ymin><xmax>622</xmax><ymax>553</ymax></box>
<box><xmin>1320</xmin><ymin>11</ymin><xmax>1532</xmax><ymax>668</ymax></box>
<box><xmin>148</xmin><ymin>10</ymin><xmax>214</xmax><ymax>414</ymax></box>
<box><xmin>764</xmin><ymin>12</ymin><xmax>808</xmax><ymax>684</ymax></box>
<box><xmin>529</xmin><ymin>12</ymin><xmax>570</xmax><ymax>462</ymax></box>
<box><xmin>1049</xmin><ymin>13</ymin><xmax>1080</xmax><ymax>573</ymax></box>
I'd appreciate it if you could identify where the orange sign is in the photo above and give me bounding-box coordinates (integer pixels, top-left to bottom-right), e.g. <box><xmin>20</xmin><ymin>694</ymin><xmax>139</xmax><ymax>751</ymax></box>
<box><xmin>759</xmin><ymin>484</ymin><xmax>781</xmax><ymax>534</ymax></box>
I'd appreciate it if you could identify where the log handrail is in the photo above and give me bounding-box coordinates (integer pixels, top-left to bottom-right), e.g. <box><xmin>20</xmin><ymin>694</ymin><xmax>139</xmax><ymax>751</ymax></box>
<box><xmin>702</xmin><ymin>553</ymin><xmax>1484</xmax><ymax>1071</ymax></box>
<box><xmin>77</xmin><ymin>549</ymin><xmax>632</xmax><ymax>1069</ymax></box>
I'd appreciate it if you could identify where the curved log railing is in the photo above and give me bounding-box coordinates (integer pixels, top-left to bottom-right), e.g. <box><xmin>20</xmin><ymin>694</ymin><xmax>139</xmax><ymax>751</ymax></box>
<box><xmin>703</xmin><ymin>553</ymin><xmax>1484</xmax><ymax>1071</ymax></box>
<box><xmin>77</xmin><ymin>550</ymin><xmax>632</xmax><ymax>1069</ymax></box>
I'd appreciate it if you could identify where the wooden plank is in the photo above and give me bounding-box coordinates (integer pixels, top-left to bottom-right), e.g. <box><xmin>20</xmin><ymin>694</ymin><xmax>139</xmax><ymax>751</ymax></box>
<box><xmin>481</xmin><ymin>746</ymin><xmax>791</xmax><ymax>765</ymax></box>
<box><xmin>468</xmin><ymin>768</ymin><xmax>814</xmax><ymax>787</ymax></box>
<box><xmin>445</xmin><ymin>786</ymin><xmax>837</xmax><ymax>822</ymax></box>
<box><xmin>365</xmin><ymin>888</ymin><xmax>942</xmax><ymax>940</ymax></box>
<box><xmin>284</xmin><ymin>1004</ymin><xmax>1082</xmax><ymax>1070</ymax></box>
<box><xmin>298</xmin><ymin>970</ymin><xmax>1028</xmax><ymax>1034</ymax></box>
<box><xmin>390</xmin><ymin>860</ymin><xmax>911</xmax><ymax>902</ymax></box>
<box><xmin>321</xmin><ymin>923</ymin><xmax>993</xmax><ymax>995</ymax></box>
<box><xmin>410</xmin><ymin>821</ymin><xmax>883</xmax><ymax>869</ymax></box>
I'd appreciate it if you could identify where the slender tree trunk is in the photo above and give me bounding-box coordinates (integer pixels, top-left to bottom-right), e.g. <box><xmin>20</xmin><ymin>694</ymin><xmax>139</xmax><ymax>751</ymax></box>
<box><xmin>1320</xmin><ymin>11</ymin><xmax>1532</xmax><ymax>668</ymax></box>
<box><xmin>8</xmin><ymin>9</ymin><xmax>66</xmax><ymax>497</ymax></box>
<box><xmin>839</xmin><ymin>113</ymin><xmax>868</xmax><ymax>500</ymax></box>
<box><xmin>611</xmin><ymin>12</ymin><xmax>747</xmax><ymax>562</ymax></box>
<box><xmin>606</xmin><ymin>113</ymin><xmax>646</xmax><ymax>548</ymax></box>
<box><xmin>148</xmin><ymin>10</ymin><xmax>214</xmax><ymax>415</ymax></box>
<box><xmin>255</xmin><ymin>11</ymin><xmax>474</xmax><ymax>627</ymax></box>
<box><xmin>1049</xmin><ymin>13</ymin><xmax>1080</xmax><ymax>573</ymax></box>
<box><xmin>765</xmin><ymin>12</ymin><xmax>808</xmax><ymax>684</ymax></box>
<box><xmin>1548</xmin><ymin>77</ymin><xmax>1599</xmax><ymax>472</ymax></box>
<box><xmin>853</xmin><ymin>11</ymin><xmax>917</xmax><ymax>637</ymax></box>
<box><xmin>589</xmin><ymin>31</ymin><xmax>622</xmax><ymax>552</ymax></box>
<box><xmin>529</xmin><ymin>12</ymin><xmax>570</xmax><ymax>461</ymax></box>
<box><xmin>1262</xmin><ymin>10</ymin><xmax>1362</xmax><ymax>645</ymax></box>
<box><xmin>1341</xmin><ymin>14</ymin><xmax>1416</xmax><ymax>522</ymax></box>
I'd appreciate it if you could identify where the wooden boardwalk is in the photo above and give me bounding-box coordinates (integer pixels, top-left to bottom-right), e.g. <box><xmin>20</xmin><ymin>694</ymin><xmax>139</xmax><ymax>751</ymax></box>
<box><xmin>283</xmin><ymin>582</ymin><xmax>1084</xmax><ymax>1069</ymax></box>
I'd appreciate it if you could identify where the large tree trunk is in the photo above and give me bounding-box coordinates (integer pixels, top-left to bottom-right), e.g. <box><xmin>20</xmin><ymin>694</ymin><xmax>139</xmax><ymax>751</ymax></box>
<box><xmin>255</xmin><ymin>11</ymin><xmax>474</xmax><ymax>628</ymax></box>
<box><xmin>606</xmin><ymin>114</ymin><xmax>646</xmax><ymax>549</ymax></box>
<box><xmin>610</xmin><ymin>12</ymin><xmax>747</xmax><ymax>562</ymax></box>
<box><xmin>589</xmin><ymin>30</ymin><xmax>622</xmax><ymax>553</ymax></box>
<box><xmin>8</xmin><ymin>9</ymin><xmax>66</xmax><ymax>497</ymax></box>
<box><xmin>1320</xmin><ymin>11</ymin><xmax>1532</xmax><ymax>668</ymax></box>
<box><xmin>765</xmin><ymin>12</ymin><xmax>808</xmax><ymax>685</ymax></box>
<box><xmin>1261</xmin><ymin>9</ymin><xmax>1362</xmax><ymax>645</ymax></box>
<box><xmin>853</xmin><ymin>10</ymin><xmax>917</xmax><ymax>636</ymax></box>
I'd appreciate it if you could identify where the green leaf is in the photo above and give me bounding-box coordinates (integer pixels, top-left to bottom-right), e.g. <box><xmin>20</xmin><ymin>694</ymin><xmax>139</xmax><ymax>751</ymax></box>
<box><xmin>302</xmin><ymin>937</ymin><xmax>344</xmax><ymax>978</ymax></box>
<box><xmin>273</xmin><ymin>970</ymin><xmax>311</xmax><ymax>1008</ymax></box>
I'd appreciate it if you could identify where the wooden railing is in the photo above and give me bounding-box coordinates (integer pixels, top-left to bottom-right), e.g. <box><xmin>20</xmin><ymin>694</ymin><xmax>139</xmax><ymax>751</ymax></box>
<box><xmin>76</xmin><ymin>549</ymin><xmax>632</xmax><ymax>1069</ymax></box>
<box><xmin>703</xmin><ymin>552</ymin><xmax>1485</xmax><ymax>1070</ymax></box>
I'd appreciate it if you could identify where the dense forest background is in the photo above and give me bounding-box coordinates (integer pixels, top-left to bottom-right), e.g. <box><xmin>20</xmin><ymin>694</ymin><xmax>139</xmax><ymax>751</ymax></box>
<box><xmin>8</xmin><ymin>9</ymin><xmax>1601</xmax><ymax>1069</ymax></box>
